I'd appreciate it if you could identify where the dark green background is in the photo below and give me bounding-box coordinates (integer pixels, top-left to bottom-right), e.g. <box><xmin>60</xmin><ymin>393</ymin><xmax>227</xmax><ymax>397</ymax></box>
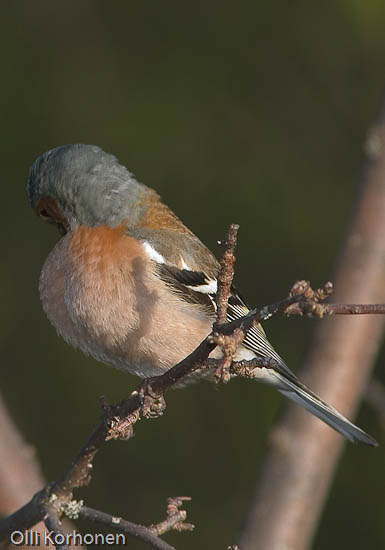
<box><xmin>1</xmin><ymin>2</ymin><xmax>385</xmax><ymax>548</ymax></box>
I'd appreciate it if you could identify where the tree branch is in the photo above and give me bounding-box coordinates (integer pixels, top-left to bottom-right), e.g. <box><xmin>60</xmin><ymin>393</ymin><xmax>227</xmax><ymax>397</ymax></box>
<box><xmin>238</xmin><ymin>98</ymin><xmax>385</xmax><ymax>550</ymax></box>
<box><xmin>2</xmin><ymin>222</ymin><xmax>385</xmax><ymax>549</ymax></box>
<box><xmin>78</xmin><ymin>504</ymin><xmax>180</xmax><ymax>550</ymax></box>
<box><xmin>1</xmin><ymin>270</ymin><xmax>384</xmax><ymax>547</ymax></box>
<box><xmin>215</xmin><ymin>223</ymin><xmax>239</xmax><ymax>325</ymax></box>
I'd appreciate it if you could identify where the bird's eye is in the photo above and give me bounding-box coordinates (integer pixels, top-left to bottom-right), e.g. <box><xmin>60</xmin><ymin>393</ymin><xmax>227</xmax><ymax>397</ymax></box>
<box><xmin>35</xmin><ymin>197</ymin><xmax>69</xmax><ymax>234</ymax></box>
<box><xmin>38</xmin><ymin>208</ymin><xmax>52</xmax><ymax>221</ymax></box>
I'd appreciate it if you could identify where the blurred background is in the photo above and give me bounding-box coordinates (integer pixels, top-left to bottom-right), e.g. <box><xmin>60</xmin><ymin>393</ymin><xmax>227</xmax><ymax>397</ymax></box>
<box><xmin>1</xmin><ymin>1</ymin><xmax>385</xmax><ymax>548</ymax></box>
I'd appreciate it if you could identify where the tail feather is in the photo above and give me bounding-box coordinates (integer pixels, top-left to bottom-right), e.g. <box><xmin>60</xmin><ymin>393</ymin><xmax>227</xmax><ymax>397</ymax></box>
<box><xmin>278</xmin><ymin>376</ymin><xmax>378</xmax><ymax>447</ymax></box>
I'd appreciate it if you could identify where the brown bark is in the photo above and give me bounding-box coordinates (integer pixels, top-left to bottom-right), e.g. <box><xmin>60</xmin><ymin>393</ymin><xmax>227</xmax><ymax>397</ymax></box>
<box><xmin>238</xmin><ymin>104</ymin><xmax>385</xmax><ymax>549</ymax></box>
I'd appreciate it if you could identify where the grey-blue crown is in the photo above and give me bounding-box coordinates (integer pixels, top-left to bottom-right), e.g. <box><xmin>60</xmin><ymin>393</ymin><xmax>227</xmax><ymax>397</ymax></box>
<box><xmin>27</xmin><ymin>144</ymin><xmax>149</xmax><ymax>227</ymax></box>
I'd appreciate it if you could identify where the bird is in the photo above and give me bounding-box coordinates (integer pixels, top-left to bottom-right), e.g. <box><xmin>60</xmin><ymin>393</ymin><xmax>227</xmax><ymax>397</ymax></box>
<box><xmin>27</xmin><ymin>143</ymin><xmax>377</xmax><ymax>446</ymax></box>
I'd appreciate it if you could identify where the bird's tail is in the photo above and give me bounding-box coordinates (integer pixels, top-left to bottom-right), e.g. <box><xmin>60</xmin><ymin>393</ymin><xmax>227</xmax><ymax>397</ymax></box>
<box><xmin>276</xmin><ymin>374</ymin><xmax>378</xmax><ymax>447</ymax></box>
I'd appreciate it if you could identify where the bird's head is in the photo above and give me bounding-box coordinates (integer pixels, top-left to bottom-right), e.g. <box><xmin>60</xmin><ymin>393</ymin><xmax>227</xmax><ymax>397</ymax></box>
<box><xmin>27</xmin><ymin>144</ymin><xmax>151</xmax><ymax>233</ymax></box>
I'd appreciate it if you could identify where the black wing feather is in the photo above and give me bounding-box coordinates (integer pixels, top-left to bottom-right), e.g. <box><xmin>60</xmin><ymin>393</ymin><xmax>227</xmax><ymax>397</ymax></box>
<box><xmin>156</xmin><ymin>265</ymin><xmax>216</xmax><ymax>313</ymax></box>
<box><xmin>156</xmin><ymin>264</ymin><xmax>298</xmax><ymax>379</ymax></box>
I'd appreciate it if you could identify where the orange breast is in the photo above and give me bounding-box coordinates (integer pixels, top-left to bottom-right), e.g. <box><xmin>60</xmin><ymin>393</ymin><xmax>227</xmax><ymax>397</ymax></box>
<box><xmin>40</xmin><ymin>223</ymin><xmax>212</xmax><ymax>378</ymax></box>
<box><xmin>68</xmin><ymin>223</ymin><xmax>144</xmax><ymax>270</ymax></box>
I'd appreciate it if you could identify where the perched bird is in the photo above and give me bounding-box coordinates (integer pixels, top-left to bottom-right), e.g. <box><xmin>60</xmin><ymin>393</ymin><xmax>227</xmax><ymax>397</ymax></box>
<box><xmin>27</xmin><ymin>144</ymin><xmax>377</xmax><ymax>446</ymax></box>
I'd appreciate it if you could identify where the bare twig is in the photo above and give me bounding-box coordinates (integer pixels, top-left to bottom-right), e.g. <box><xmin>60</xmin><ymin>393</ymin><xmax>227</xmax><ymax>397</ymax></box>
<box><xmin>78</xmin><ymin>506</ymin><xmax>176</xmax><ymax>550</ymax></box>
<box><xmin>213</xmin><ymin>223</ymin><xmax>240</xmax><ymax>382</ymax></box>
<box><xmin>215</xmin><ymin>223</ymin><xmax>239</xmax><ymax>324</ymax></box>
<box><xmin>149</xmin><ymin>497</ymin><xmax>194</xmax><ymax>535</ymax></box>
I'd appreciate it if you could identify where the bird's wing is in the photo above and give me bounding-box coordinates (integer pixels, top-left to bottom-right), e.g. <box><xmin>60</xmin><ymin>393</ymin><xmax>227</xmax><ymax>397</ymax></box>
<box><xmin>155</xmin><ymin>263</ymin><xmax>219</xmax><ymax>315</ymax></box>
<box><xmin>154</xmin><ymin>261</ymin><xmax>298</xmax><ymax>381</ymax></box>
